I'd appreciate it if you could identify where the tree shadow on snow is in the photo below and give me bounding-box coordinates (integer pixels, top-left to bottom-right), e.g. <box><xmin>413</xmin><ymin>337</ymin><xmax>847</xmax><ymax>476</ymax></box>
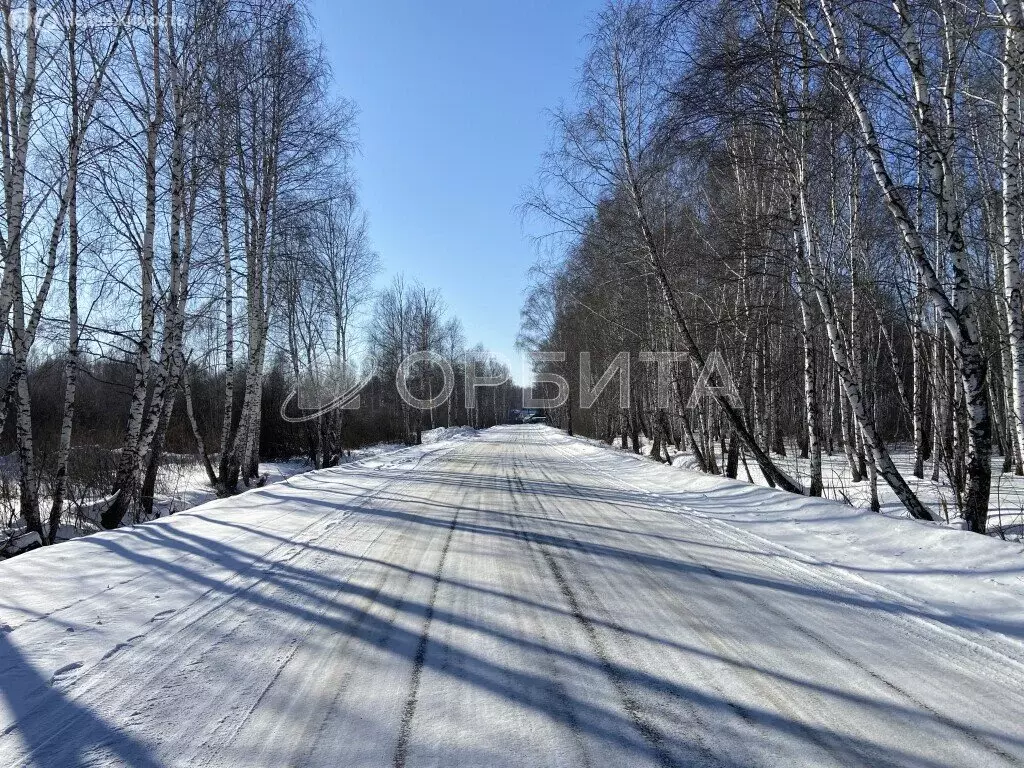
<box><xmin>0</xmin><ymin>630</ymin><xmax>163</xmax><ymax>767</ymax></box>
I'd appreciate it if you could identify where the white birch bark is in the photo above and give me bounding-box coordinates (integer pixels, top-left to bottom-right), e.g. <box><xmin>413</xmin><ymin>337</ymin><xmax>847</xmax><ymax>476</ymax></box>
<box><xmin>998</xmin><ymin>0</ymin><xmax>1024</xmax><ymax>480</ymax></box>
<box><xmin>48</xmin><ymin>4</ymin><xmax>130</xmax><ymax>539</ymax></box>
<box><xmin>217</xmin><ymin>131</ymin><xmax>235</xmax><ymax>484</ymax></box>
<box><xmin>794</xmin><ymin>158</ymin><xmax>937</xmax><ymax>520</ymax></box>
<box><xmin>790</xmin><ymin>0</ymin><xmax>992</xmax><ymax>531</ymax></box>
<box><xmin>1</xmin><ymin>1</ymin><xmax>41</xmax><ymax>535</ymax></box>
<box><xmin>103</xmin><ymin>3</ymin><xmax>164</xmax><ymax>528</ymax></box>
<box><xmin>794</xmin><ymin>266</ymin><xmax>823</xmax><ymax>496</ymax></box>
<box><xmin>0</xmin><ymin>0</ymin><xmax>39</xmax><ymax>344</ymax></box>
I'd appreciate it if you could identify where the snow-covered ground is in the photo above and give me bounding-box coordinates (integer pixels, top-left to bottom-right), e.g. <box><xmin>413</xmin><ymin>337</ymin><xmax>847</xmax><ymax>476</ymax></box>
<box><xmin>151</xmin><ymin>428</ymin><xmax>475</xmax><ymax>521</ymax></box>
<box><xmin>0</xmin><ymin>424</ymin><xmax>1022</xmax><ymax>766</ymax></box>
<box><xmin>1</xmin><ymin>435</ymin><xmax>478</xmax><ymax>555</ymax></box>
<box><xmin>619</xmin><ymin>434</ymin><xmax>1024</xmax><ymax>539</ymax></box>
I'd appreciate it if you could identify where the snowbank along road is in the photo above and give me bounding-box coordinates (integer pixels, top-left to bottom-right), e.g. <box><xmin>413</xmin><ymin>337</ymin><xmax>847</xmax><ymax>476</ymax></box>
<box><xmin>2</xmin><ymin>425</ymin><xmax>1024</xmax><ymax>767</ymax></box>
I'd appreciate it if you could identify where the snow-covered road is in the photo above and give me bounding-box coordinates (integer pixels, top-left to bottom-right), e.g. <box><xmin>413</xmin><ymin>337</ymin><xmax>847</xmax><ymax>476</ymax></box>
<box><xmin>2</xmin><ymin>425</ymin><xmax>1024</xmax><ymax>767</ymax></box>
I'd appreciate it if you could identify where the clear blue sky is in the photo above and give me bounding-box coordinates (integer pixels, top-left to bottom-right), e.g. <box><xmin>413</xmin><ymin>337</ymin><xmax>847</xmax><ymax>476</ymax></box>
<box><xmin>310</xmin><ymin>0</ymin><xmax>604</xmax><ymax>382</ymax></box>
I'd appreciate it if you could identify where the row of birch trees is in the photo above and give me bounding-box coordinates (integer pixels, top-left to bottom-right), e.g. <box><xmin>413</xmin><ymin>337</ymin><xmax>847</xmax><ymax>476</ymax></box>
<box><xmin>522</xmin><ymin>0</ymin><xmax>1024</xmax><ymax>534</ymax></box>
<box><xmin>0</xmin><ymin>0</ymin><xmax>361</xmax><ymax>544</ymax></box>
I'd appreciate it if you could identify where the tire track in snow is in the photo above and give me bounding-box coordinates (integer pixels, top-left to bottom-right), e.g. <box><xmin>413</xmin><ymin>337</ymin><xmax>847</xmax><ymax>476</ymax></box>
<box><xmin>392</xmin><ymin>506</ymin><xmax>461</xmax><ymax>768</ymax></box>
<box><xmin>537</xmin><ymin>545</ymin><xmax>678</xmax><ymax>768</ymax></box>
<box><xmin>502</xmin><ymin>465</ymin><xmax>593</xmax><ymax>767</ymax></box>
<box><xmin>507</xmin><ymin>455</ymin><xmax>685</xmax><ymax>768</ymax></box>
<box><xmin>273</xmin><ymin>533</ymin><xmax>425</xmax><ymax>767</ymax></box>
<box><xmin>178</xmin><ymin>457</ymin><xmax>471</xmax><ymax>766</ymax></box>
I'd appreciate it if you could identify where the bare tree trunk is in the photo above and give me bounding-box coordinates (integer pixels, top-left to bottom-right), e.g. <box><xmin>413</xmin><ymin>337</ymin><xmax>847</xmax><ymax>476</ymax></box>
<box><xmin>103</xmin><ymin>13</ymin><xmax>164</xmax><ymax>528</ymax></box>
<box><xmin>48</xmin><ymin>129</ymin><xmax>80</xmax><ymax>543</ymax></box>
<box><xmin>796</xmin><ymin>273</ymin><xmax>823</xmax><ymax>496</ymax></box>
<box><xmin>1</xmin><ymin>0</ymin><xmax>41</xmax><ymax>537</ymax></box>
<box><xmin>600</xmin><ymin>19</ymin><xmax>802</xmax><ymax>493</ymax></box>
<box><xmin>217</xmin><ymin>123</ymin><xmax>235</xmax><ymax>486</ymax></box>
<box><xmin>999</xmin><ymin>0</ymin><xmax>1024</xmax><ymax>480</ymax></box>
<box><xmin>931</xmin><ymin>326</ymin><xmax>947</xmax><ymax>483</ymax></box>
<box><xmin>912</xmin><ymin>279</ymin><xmax>928</xmax><ymax>478</ymax></box>
<box><xmin>182</xmin><ymin>359</ymin><xmax>218</xmax><ymax>487</ymax></box>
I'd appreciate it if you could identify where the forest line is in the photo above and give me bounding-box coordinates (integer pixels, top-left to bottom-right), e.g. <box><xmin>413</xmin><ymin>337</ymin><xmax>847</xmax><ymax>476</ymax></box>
<box><xmin>519</xmin><ymin>0</ymin><xmax>1024</xmax><ymax>536</ymax></box>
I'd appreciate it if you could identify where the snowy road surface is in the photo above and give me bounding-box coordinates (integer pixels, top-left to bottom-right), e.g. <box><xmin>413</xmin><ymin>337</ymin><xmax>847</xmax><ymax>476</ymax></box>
<box><xmin>2</xmin><ymin>426</ymin><xmax>1024</xmax><ymax>767</ymax></box>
